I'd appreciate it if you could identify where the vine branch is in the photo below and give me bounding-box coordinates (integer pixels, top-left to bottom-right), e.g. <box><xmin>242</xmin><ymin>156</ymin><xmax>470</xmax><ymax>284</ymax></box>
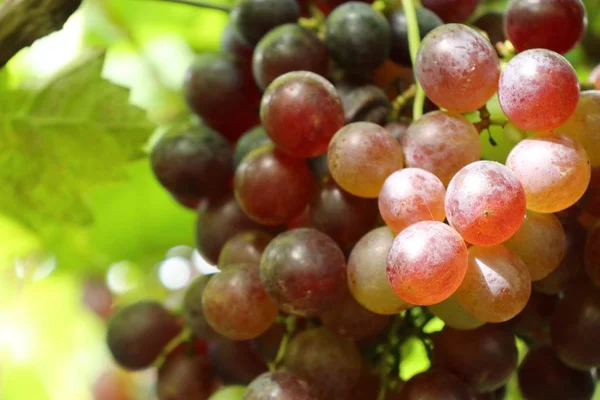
<box><xmin>401</xmin><ymin>0</ymin><xmax>425</xmax><ymax>120</ymax></box>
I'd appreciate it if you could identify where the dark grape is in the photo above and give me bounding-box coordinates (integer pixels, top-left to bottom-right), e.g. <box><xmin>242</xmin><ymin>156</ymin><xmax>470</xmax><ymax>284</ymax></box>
<box><xmin>260</xmin><ymin>71</ymin><xmax>344</xmax><ymax>158</ymax></box>
<box><xmin>518</xmin><ymin>346</ymin><xmax>595</xmax><ymax>400</ymax></box>
<box><xmin>218</xmin><ymin>231</ymin><xmax>273</xmax><ymax>269</ymax></box>
<box><xmin>234</xmin><ymin>146</ymin><xmax>316</xmax><ymax>225</ymax></box>
<box><xmin>399</xmin><ymin>369</ymin><xmax>473</xmax><ymax>400</ymax></box>
<box><xmin>260</xmin><ymin>228</ymin><xmax>346</xmax><ymax>316</ymax></box>
<box><xmin>504</xmin><ymin>0</ymin><xmax>587</xmax><ymax>54</ymax></box>
<box><xmin>82</xmin><ymin>277</ymin><xmax>113</xmax><ymax>319</ymax></box>
<box><xmin>336</xmin><ymin>80</ymin><xmax>391</xmax><ymax>125</ymax></box>
<box><xmin>309</xmin><ymin>177</ymin><xmax>378</xmax><ymax>250</ymax></box>
<box><xmin>184</xmin><ymin>53</ymin><xmax>261</xmax><ymax>142</ymax></box>
<box><xmin>150</xmin><ymin>124</ymin><xmax>233</xmax><ymax>201</ymax></box>
<box><xmin>550</xmin><ymin>280</ymin><xmax>600</xmax><ymax>370</ymax></box>
<box><xmin>183</xmin><ymin>274</ymin><xmax>221</xmax><ymax>340</ymax></box>
<box><xmin>581</xmin><ymin>167</ymin><xmax>600</xmax><ymax>218</ymax></box>
<box><xmin>249</xmin><ymin>323</ymin><xmax>284</xmax><ymax>363</ymax></box>
<box><xmin>585</xmin><ymin>222</ymin><xmax>600</xmax><ymax>286</ymax></box>
<box><xmin>232</xmin><ymin>0</ymin><xmax>300</xmax><ymax>45</ymax></box>
<box><xmin>507</xmin><ymin>291</ymin><xmax>558</xmax><ymax>342</ymax></box>
<box><xmin>388</xmin><ymin>8</ymin><xmax>443</xmax><ymax>67</ymax></box>
<box><xmin>208</xmin><ymin>340</ymin><xmax>268</xmax><ymax>384</ymax></box>
<box><xmin>284</xmin><ymin>327</ymin><xmax>362</xmax><ymax>398</ymax></box>
<box><xmin>432</xmin><ymin>324</ymin><xmax>518</xmax><ymax>392</ymax></box>
<box><xmin>253</xmin><ymin>24</ymin><xmax>329</xmax><ymax>90</ymax></box>
<box><xmin>106</xmin><ymin>301</ymin><xmax>181</xmax><ymax>370</ymax></box>
<box><xmin>233</xmin><ymin>126</ymin><xmax>271</xmax><ymax>167</ymax></box>
<box><xmin>422</xmin><ymin>0</ymin><xmax>480</xmax><ymax>22</ymax></box>
<box><xmin>157</xmin><ymin>352</ymin><xmax>214</xmax><ymax>400</ymax></box>
<box><xmin>307</xmin><ymin>154</ymin><xmax>330</xmax><ymax>181</ymax></box>
<box><xmin>221</xmin><ymin>17</ymin><xmax>254</xmax><ymax>62</ymax></box>
<box><xmin>325</xmin><ymin>2</ymin><xmax>391</xmax><ymax>73</ymax></box>
<box><xmin>472</xmin><ymin>12</ymin><xmax>505</xmax><ymax>47</ymax></box>
<box><xmin>243</xmin><ymin>371</ymin><xmax>319</xmax><ymax>399</ymax></box>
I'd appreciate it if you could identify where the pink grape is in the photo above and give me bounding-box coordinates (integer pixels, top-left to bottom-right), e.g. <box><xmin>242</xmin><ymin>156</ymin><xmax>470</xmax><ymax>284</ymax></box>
<box><xmin>445</xmin><ymin>161</ymin><xmax>526</xmax><ymax>246</ymax></box>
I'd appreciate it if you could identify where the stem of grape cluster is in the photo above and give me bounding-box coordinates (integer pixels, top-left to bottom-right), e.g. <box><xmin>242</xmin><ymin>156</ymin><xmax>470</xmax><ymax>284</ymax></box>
<box><xmin>401</xmin><ymin>0</ymin><xmax>425</xmax><ymax>120</ymax></box>
<box><xmin>270</xmin><ymin>315</ymin><xmax>297</xmax><ymax>372</ymax></box>
<box><xmin>377</xmin><ymin>314</ymin><xmax>404</xmax><ymax>400</ymax></box>
<box><xmin>148</xmin><ymin>0</ymin><xmax>232</xmax><ymax>12</ymax></box>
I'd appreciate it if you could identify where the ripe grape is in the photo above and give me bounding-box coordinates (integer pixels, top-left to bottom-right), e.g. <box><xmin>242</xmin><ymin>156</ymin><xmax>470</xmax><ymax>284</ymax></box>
<box><xmin>217</xmin><ymin>231</ymin><xmax>273</xmax><ymax>269</ymax></box>
<box><xmin>260</xmin><ymin>228</ymin><xmax>346</xmax><ymax>316</ymax></box>
<box><xmin>556</xmin><ymin>91</ymin><xmax>600</xmax><ymax>167</ymax></box>
<box><xmin>518</xmin><ymin>346</ymin><xmax>595</xmax><ymax>400</ymax></box>
<box><xmin>422</xmin><ymin>0</ymin><xmax>480</xmax><ymax>22</ymax></box>
<box><xmin>328</xmin><ymin>122</ymin><xmax>404</xmax><ymax>198</ymax></box>
<box><xmin>385</xmin><ymin>121</ymin><xmax>409</xmax><ymax>145</ymax></box>
<box><xmin>498</xmin><ymin>49</ymin><xmax>579</xmax><ymax>132</ymax></box>
<box><xmin>248</xmin><ymin>323</ymin><xmax>284</xmax><ymax>363</ymax></box>
<box><xmin>324</xmin><ymin>2</ymin><xmax>391</xmax><ymax>72</ymax></box>
<box><xmin>506</xmin><ymin>133</ymin><xmax>591</xmax><ymax>213</ymax></box>
<box><xmin>185</xmin><ymin>53</ymin><xmax>261</xmax><ymax>141</ymax></box>
<box><xmin>336</xmin><ymin>80</ymin><xmax>391</xmax><ymax>125</ymax></box>
<box><xmin>243</xmin><ymin>371</ymin><xmax>318</xmax><ymax>400</ymax></box>
<box><xmin>445</xmin><ymin>161</ymin><xmax>526</xmax><ymax>246</ymax></box>
<box><xmin>232</xmin><ymin>0</ymin><xmax>300</xmax><ymax>45</ymax></box>
<box><xmin>150</xmin><ymin>124</ymin><xmax>233</xmax><ymax>202</ymax></box>
<box><xmin>432</xmin><ymin>324</ymin><xmax>518</xmax><ymax>392</ymax></box>
<box><xmin>202</xmin><ymin>264</ymin><xmax>278</xmax><ymax>340</ymax></box>
<box><xmin>157</xmin><ymin>352</ymin><xmax>214</xmax><ymax>400</ymax></box>
<box><xmin>551</xmin><ymin>280</ymin><xmax>600</xmax><ymax>370</ymax></box>
<box><xmin>402</xmin><ymin>111</ymin><xmax>481</xmax><ymax>185</ymax></box>
<box><xmin>82</xmin><ymin>277</ymin><xmax>113</xmax><ymax>320</ymax></box>
<box><xmin>580</xmin><ymin>167</ymin><xmax>600</xmax><ymax>217</ymax></box>
<box><xmin>399</xmin><ymin>369</ymin><xmax>473</xmax><ymax>400</ymax></box>
<box><xmin>503</xmin><ymin>211</ymin><xmax>566</xmax><ymax>281</ymax></box>
<box><xmin>415</xmin><ymin>24</ymin><xmax>499</xmax><ymax>113</ymax></box>
<box><xmin>585</xmin><ymin>223</ymin><xmax>600</xmax><ymax>286</ymax></box>
<box><xmin>386</xmin><ymin>221</ymin><xmax>468</xmax><ymax>305</ymax></box>
<box><xmin>234</xmin><ymin>146</ymin><xmax>316</xmax><ymax>225</ymax></box>
<box><xmin>233</xmin><ymin>126</ymin><xmax>271</xmax><ymax>167</ymax></box>
<box><xmin>253</xmin><ymin>24</ymin><xmax>329</xmax><ymax>91</ymax></box>
<box><xmin>504</xmin><ymin>0</ymin><xmax>587</xmax><ymax>54</ymax></box>
<box><xmin>260</xmin><ymin>71</ymin><xmax>344</xmax><ymax>158</ymax></box>
<box><xmin>221</xmin><ymin>18</ymin><xmax>253</xmax><ymax>62</ymax></box>
<box><xmin>283</xmin><ymin>327</ymin><xmax>362</xmax><ymax>398</ymax></box>
<box><xmin>428</xmin><ymin>295</ymin><xmax>484</xmax><ymax>331</ymax></box>
<box><xmin>507</xmin><ymin>291</ymin><xmax>558</xmax><ymax>342</ymax></box>
<box><xmin>347</xmin><ymin>227</ymin><xmax>412</xmax><ymax>315</ymax></box>
<box><xmin>183</xmin><ymin>274</ymin><xmax>220</xmax><ymax>340</ymax></box>
<box><xmin>106</xmin><ymin>301</ymin><xmax>181</xmax><ymax>370</ymax></box>
<box><xmin>472</xmin><ymin>12</ymin><xmax>505</xmax><ymax>47</ymax></box>
<box><xmin>388</xmin><ymin>8</ymin><xmax>442</xmax><ymax>67</ymax></box>
<box><xmin>378</xmin><ymin>168</ymin><xmax>446</xmax><ymax>233</ymax></box>
<box><xmin>208</xmin><ymin>340</ymin><xmax>267</xmax><ymax>384</ymax></box>
<box><xmin>455</xmin><ymin>245</ymin><xmax>531</xmax><ymax>323</ymax></box>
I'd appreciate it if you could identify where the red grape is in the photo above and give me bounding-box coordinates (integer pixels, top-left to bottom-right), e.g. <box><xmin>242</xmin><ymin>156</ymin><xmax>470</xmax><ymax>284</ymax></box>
<box><xmin>422</xmin><ymin>0</ymin><xmax>480</xmax><ymax>22</ymax></box>
<box><xmin>208</xmin><ymin>340</ymin><xmax>267</xmax><ymax>384</ymax></box>
<box><xmin>585</xmin><ymin>222</ymin><xmax>600</xmax><ymax>287</ymax></box>
<box><xmin>399</xmin><ymin>369</ymin><xmax>473</xmax><ymax>400</ymax></box>
<box><xmin>217</xmin><ymin>231</ymin><xmax>273</xmax><ymax>269</ymax></box>
<box><xmin>507</xmin><ymin>291</ymin><xmax>558</xmax><ymax>342</ymax></box>
<box><xmin>472</xmin><ymin>12</ymin><xmax>505</xmax><ymax>47</ymax></box>
<box><xmin>157</xmin><ymin>352</ymin><xmax>214</xmax><ymax>400</ymax></box>
<box><xmin>580</xmin><ymin>167</ymin><xmax>600</xmax><ymax>218</ymax></box>
<box><xmin>183</xmin><ymin>275</ymin><xmax>221</xmax><ymax>340</ymax></box>
<box><xmin>244</xmin><ymin>371</ymin><xmax>319</xmax><ymax>399</ymax></box>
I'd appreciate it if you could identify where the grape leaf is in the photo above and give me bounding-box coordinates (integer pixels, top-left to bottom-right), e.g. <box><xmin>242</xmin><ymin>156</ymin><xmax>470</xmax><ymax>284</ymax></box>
<box><xmin>0</xmin><ymin>52</ymin><xmax>155</xmax><ymax>235</ymax></box>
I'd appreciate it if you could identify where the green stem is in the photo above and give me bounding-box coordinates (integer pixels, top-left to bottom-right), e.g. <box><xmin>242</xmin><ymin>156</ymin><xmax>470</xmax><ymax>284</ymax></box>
<box><xmin>401</xmin><ymin>0</ymin><xmax>425</xmax><ymax>120</ymax></box>
<box><xmin>147</xmin><ymin>0</ymin><xmax>232</xmax><ymax>12</ymax></box>
<box><xmin>377</xmin><ymin>315</ymin><xmax>405</xmax><ymax>400</ymax></box>
<box><xmin>270</xmin><ymin>316</ymin><xmax>297</xmax><ymax>372</ymax></box>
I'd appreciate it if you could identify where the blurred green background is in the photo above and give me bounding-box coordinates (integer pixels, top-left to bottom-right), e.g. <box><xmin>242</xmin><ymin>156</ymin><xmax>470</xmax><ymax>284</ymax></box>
<box><xmin>0</xmin><ymin>0</ymin><xmax>599</xmax><ymax>398</ymax></box>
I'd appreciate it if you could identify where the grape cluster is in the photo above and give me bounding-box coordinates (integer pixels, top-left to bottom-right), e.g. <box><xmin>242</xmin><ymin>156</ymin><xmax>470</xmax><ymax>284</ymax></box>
<box><xmin>104</xmin><ymin>0</ymin><xmax>600</xmax><ymax>399</ymax></box>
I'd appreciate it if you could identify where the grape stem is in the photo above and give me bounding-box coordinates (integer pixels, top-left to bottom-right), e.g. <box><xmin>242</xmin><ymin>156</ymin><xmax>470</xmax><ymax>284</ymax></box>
<box><xmin>377</xmin><ymin>314</ymin><xmax>405</xmax><ymax>400</ymax></box>
<box><xmin>270</xmin><ymin>315</ymin><xmax>297</xmax><ymax>372</ymax></box>
<box><xmin>390</xmin><ymin>84</ymin><xmax>417</xmax><ymax>121</ymax></box>
<box><xmin>154</xmin><ymin>328</ymin><xmax>193</xmax><ymax>368</ymax></box>
<box><xmin>401</xmin><ymin>0</ymin><xmax>425</xmax><ymax>120</ymax></box>
<box><xmin>145</xmin><ymin>0</ymin><xmax>232</xmax><ymax>12</ymax></box>
<box><xmin>474</xmin><ymin>104</ymin><xmax>507</xmax><ymax>132</ymax></box>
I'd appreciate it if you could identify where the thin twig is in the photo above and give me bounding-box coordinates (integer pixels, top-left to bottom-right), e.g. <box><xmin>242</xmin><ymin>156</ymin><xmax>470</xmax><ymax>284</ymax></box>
<box><xmin>270</xmin><ymin>316</ymin><xmax>297</xmax><ymax>372</ymax></box>
<box><xmin>401</xmin><ymin>0</ymin><xmax>425</xmax><ymax>120</ymax></box>
<box><xmin>145</xmin><ymin>0</ymin><xmax>232</xmax><ymax>12</ymax></box>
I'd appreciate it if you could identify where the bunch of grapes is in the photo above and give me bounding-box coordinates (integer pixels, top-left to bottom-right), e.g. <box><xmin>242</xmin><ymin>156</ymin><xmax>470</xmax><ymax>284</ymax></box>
<box><xmin>104</xmin><ymin>0</ymin><xmax>600</xmax><ymax>399</ymax></box>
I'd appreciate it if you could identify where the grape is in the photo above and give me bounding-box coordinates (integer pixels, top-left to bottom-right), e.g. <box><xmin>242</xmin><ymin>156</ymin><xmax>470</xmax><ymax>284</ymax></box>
<box><xmin>399</xmin><ymin>369</ymin><xmax>473</xmax><ymax>400</ymax></box>
<box><xmin>283</xmin><ymin>327</ymin><xmax>362</xmax><ymax>398</ymax></box>
<box><xmin>551</xmin><ymin>280</ymin><xmax>600</xmax><ymax>370</ymax></box>
<box><xmin>580</xmin><ymin>167</ymin><xmax>600</xmax><ymax>217</ymax></box>
<box><xmin>347</xmin><ymin>227</ymin><xmax>412</xmax><ymax>315</ymax></box>
<box><xmin>455</xmin><ymin>245</ymin><xmax>531</xmax><ymax>323</ymax></box>
<box><xmin>310</xmin><ymin>177</ymin><xmax>379</xmax><ymax>250</ymax></box>
<box><xmin>196</xmin><ymin>195</ymin><xmax>266</xmax><ymax>264</ymax></box>
<box><xmin>504</xmin><ymin>0</ymin><xmax>587</xmax><ymax>54</ymax></box>
<box><xmin>285</xmin><ymin>206</ymin><xmax>312</xmax><ymax>230</ymax></box>
<box><xmin>183</xmin><ymin>275</ymin><xmax>221</xmax><ymax>340</ymax></box>
<box><xmin>432</xmin><ymin>324</ymin><xmax>518</xmax><ymax>392</ymax></box>
<box><xmin>82</xmin><ymin>277</ymin><xmax>113</xmax><ymax>320</ymax></box>
<box><xmin>507</xmin><ymin>291</ymin><xmax>558</xmax><ymax>342</ymax></box>
<box><xmin>336</xmin><ymin>80</ymin><xmax>391</xmax><ymax>125</ymax></box>
<box><xmin>556</xmin><ymin>91</ymin><xmax>600</xmax><ymax>167</ymax></box>
<box><xmin>248</xmin><ymin>323</ymin><xmax>284</xmax><ymax>363</ymax></box>
<box><xmin>209</xmin><ymin>386</ymin><xmax>247</xmax><ymax>400</ymax></box>
<box><xmin>157</xmin><ymin>352</ymin><xmax>214</xmax><ymax>400</ymax></box>
<box><xmin>506</xmin><ymin>133</ymin><xmax>591</xmax><ymax>213</ymax></box>
<box><xmin>106</xmin><ymin>301</ymin><xmax>181</xmax><ymax>370</ymax></box>
<box><xmin>320</xmin><ymin>290</ymin><xmax>390</xmax><ymax>340</ymax></box>
<box><xmin>260</xmin><ymin>72</ymin><xmax>344</xmax><ymax>158</ymax></box>
<box><xmin>324</xmin><ymin>2</ymin><xmax>391</xmax><ymax>73</ymax></box>
<box><xmin>260</xmin><ymin>228</ymin><xmax>346</xmax><ymax>316</ymax></box>
<box><xmin>328</xmin><ymin>122</ymin><xmax>404</xmax><ymax>198</ymax></box>
<box><xmin>202</xmin><ymin>264</ymin><xmax>278</xmax><ymax>340</ymax></box>
<box><xmin>386</xmin><ymin>221</ymin><xmax>468</xmax><ymax>305</ymax></box>
<box><xmin>378</xmin><ymin>168</ymin><xmax>446</xmax><ymax>233</ymax></box>
<box><xmin>388</xmin><ymin>8</ymin><xmax>442</xmax><ymax>67</ymax></box>
<box><xmin>232</xmin><ymin>0</ymin><xmax>300</xmax><ymax>45</ymax></box>
<box><xmin>472</xmin><ymin>12</ymin><xmax>505</xmax><ymax>47</ymax></box>
<box><xmin>498</xmin><ymin>49</ymin><xmax>579</xmax><ymax>132</ymax></box>
<box><xmin>218</xmin><ymin>231</ymin><xmax>273</xmax><ymax>269</ymax></box>
<box><xmin>415</xmin><ymin>24</ymin><xmax>499</xmax><ymax>113</ymax></box>
<box><xmin>385</xmin><ymin>122</ymin><xmax>409</xmax><ymax>145</ymax></box>
<box><xmin>184</xmin><ymin>53</ymin><xmax>261</xmax><ymax>142</ymax></box>
<box><xmin>208</xmin><ymin>340</ymin><xmax>267</xmax><ymax>384</ymax></box>
<box><xmin>243</xmin><ymin>371</ymin><xmax>318</xmax><ymax>400</ymax></box>
<box><xmin>428</xmin><ymin>295</ymin><xmax>484</xmax><ymax>331</ymax></box>
<box><xmin>221</xmin><ymin>18</ymin><xmax>254</xmax><ymax>62</ymax></box>
<box><xmin>445</xmin><ymin>161</ymin><xmax>526</xmax><ymax>246</ymax></box>
<box><xmin>422</xmin><ymin>0</ymin><xmax>480</xmax><ymax>22</ymax></box>
<box><xmin>233</xmin><ymin>126</ymin><xmax>272</xmax><ymax>168</ymax></box>
<box><xmin>591</xmin><ymin>65</ymin><xmax>600</xmax><ymax>89</ymax></box>
<box><xmin>518</xmin><ymin>346</ymin><xmax>595</xmax><ymax>400</ymax></box>
<box><xmin>585</xmin><ymin>223</ymin><xmax>600</xmax><ymax>286</ymax></box>
<box><xmin>93</xmin><ymin>369</ymin><xmax>133</xmax><ymax>400</ymax></box>
<box><xmin>234</xmin><ymin>146</ymin><xmax>316</xmax><ymax>225</ymax></box>
<box><xmin>503</xmin><ymin>211</ymin><xmax>566</xmax><ymax>281</ymax></box>
<box><xmin>402</xmin><ymin>111</ymin><xmax>481</xmax><ymax>186</ymax></box>
<box><xmin>253</xmin><ymin>24</ymin><xmax>329</xmax><ymax>91</ymax></box>
<box><xmin>533</xmin><ymin>222</ymin><xmax>586</xmax><ymax>295</ymax></box>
